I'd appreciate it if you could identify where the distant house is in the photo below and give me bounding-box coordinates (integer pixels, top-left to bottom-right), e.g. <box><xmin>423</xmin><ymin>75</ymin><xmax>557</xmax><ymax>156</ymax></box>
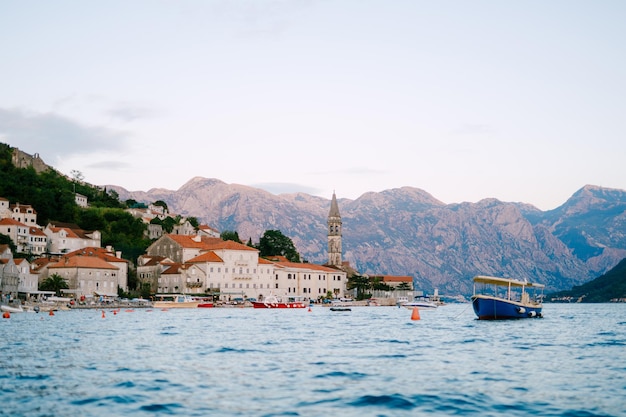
<box><xmin>64</xmin><ymin>247</ymin><xmax>129</xmax><ymax>293</ymax></box>
<box><xmin>146</xmin><ymin>234</ymin><xmax>224</xmax><ymax>263</ymax></box>
<box><xmin>47</xmin><ymin>254</ymin><xmax>120</xmax><ymax>298</ymax></box>
<box><xmin>15</xmin><ymin>258</ymin><xmax>39</xmax><ymax>296</ymax></box>
<box><xmin>0</xmin><ymin>219</ymin><xmax>47</xmax><ymax>255</ymax></box>
<box><xmin>266</xmin><ymin>256</ymin><xmax>347</xmax><ymax>299</ymax></box>
<box><xmin>372</xmin><ymin>275</ymin><xmax>414</xmax><ymax>289</ymax></box>
<box><xmin>0</xmin><ymin>258</ymin><xmax>19</xmax><ymax>297</ymax></box>
<box><xmin>136</xmin><ymin>255</ymin><xmax>171</xmax><ymax>293</ymax></box>
<box><xmin>26</xmin><ymin>227</ymin><xmax>47</xmax><ymax>255</ymax></box>
<box><xmin>197</xmin><ymin>224</ymin><xmax>220</xmax><ymax>238</ymax></box>
<box><xmin>44</xmin><ymin>223</ymin><xmax>102</xmax><ymax>254</ymax></box>
<box><xmin>10</xmin><ymin>203</ymin><xmax>37</xmax><ymax>225</ymax></box>
<box><xmin>0</xmin><ymin>197</ymin><xmax>10</xmax><ymax>219</ymax></box>
<box><xmin>158</xmin><ymin>262</ymin><xmax>206</xmax><ymax>294</ymax></box>
<box><xmin>0</xmin><ymin>218</ymin><xmax>28</xmax><ymax>252</ymax></box>
<box><xmin>146</xmin><ymin>223</ymin><xmax>163</xmax><ymax>240</ymax></box>
<box><xmin>75</xmin><ymin>193</ymin><xmax>88</xmax><ymax>208</ymax></box>
<box><xmin>172</xmin><ymin>220</ymin><xmax>195</xmax><ymax>236</ymax></box>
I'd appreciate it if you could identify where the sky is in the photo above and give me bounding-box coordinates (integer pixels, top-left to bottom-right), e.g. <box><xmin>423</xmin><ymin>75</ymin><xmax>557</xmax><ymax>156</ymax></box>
<box><xmin>1</xmin><ymin>1</ymin><xmax>625</xmax><ymax>211</ymax></box>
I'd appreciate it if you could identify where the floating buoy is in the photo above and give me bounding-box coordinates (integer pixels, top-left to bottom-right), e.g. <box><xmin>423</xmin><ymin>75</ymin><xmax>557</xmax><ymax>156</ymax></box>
<box><xmin>49</xmin><ymin>310</ymin><xmax>54</xmax><ymax>316</ymax></box>
<box><xmin>102</xmin><ymin>310</ymin><xmax>105</xmax><ymax>318</ymax></box>
<box><xmin>308</xmin><ymin>306</ymin><xmax>312</xmax><ymax>312</ymax></box>
<box><xmin>411</xmin><ymin>307</ymin><xmax>421</xmax><ymax>321</ymax></box>
<box><xmin>2</xmin><ymin>311</ymin><xmax>10</xmax><ymax>319</ymax></box>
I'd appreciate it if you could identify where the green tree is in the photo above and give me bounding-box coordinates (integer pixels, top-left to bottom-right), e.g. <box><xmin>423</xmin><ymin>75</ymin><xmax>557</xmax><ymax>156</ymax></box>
<box><xmin>153</xmin><ymin>200</ymin><xmax>168</xmax><ymax>212</ymax></box>
<box><xmin>160</xmin><ymin>216</ymin><xmax>178</xmax><ymax>233</ymax></box>
<box><xmin>187</xmin><ymin>216</ymin><xmax>199</xmax><ymax>229</ymax></box>
<box><xmin>221</xmin><ymin>230</ymin><xmax>242</xmax><ymax>243</ymax></box>
<box><xmin>259</xmin><ymin>230</ymin><xmax>301</xmax><ymax>262</ymax></box>
<box><xmin>396</xmin><ymin>281</ymin><xmax>413</xmax><ymax>291</ymax></box>
<box><xmin>371</xmin><ymin>276</ymin><xmax>392</xmax><ymax>291</ymax></box>
<box><xmin>0</xmin><ymin>233</ymin><xmax>17</xmax><ymax>255</ymax></box>
<box><xmin>347</xmin><ymin>274</ymin><xmax>371</xmax><ymax>300</ymax></box>
<box><xmin>40</xmin><ymin>274</ymin><xmax>69</xmax><ymax>296</ymax></box>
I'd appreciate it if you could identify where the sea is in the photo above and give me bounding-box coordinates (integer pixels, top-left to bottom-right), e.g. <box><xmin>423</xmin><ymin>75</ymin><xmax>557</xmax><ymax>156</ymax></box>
<box><xmin>1</xmin><ymin>303</ymin><xmax>625</xmax><ymax>417</ymax></box>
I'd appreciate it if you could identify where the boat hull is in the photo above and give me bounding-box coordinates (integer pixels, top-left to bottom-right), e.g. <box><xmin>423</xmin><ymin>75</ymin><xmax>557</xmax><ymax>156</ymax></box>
<box><xmin>153</xmin><ymin>301</ymin><xmax>199</xmax><ymax>309</ymax></box>
<box><xmin>402</xmin><ymin>302</ymin><xmax>437</xmax><ymax>310</ymax></box>
<box><xmin>251</xmin><ymin>301</ymin><xmax>306</xmax><ymax>309</ymax></box>
<box><xmin>1</xmin><ymin>304</ymin><xmax>24</xmax><ymax>313</ymax></box>
<box><xmin>471</xmin><ymin>295</ymin><xmax>542</xmax><ymax>320</ymax></box>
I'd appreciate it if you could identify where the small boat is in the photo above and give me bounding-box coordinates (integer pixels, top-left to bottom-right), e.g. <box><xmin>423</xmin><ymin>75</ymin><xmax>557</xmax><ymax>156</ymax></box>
<box><xmin>153</xmin><ymin>294</ymin><xmax>200</xmax><ymax>309</ymax></box>
<box><xmin>193</xmin><ymin>297</ymin><xmax>214</xmax><ymax>308</ymax></box>
<box><xmin>251</xmin><ymin>294</ymin><xmax>307</xmax><ymax>309</ymax></box>
<box><xmin>471</xmin><ymin>275</ymin><xmax>544</xmax><ymax>320</ymax></box>
<box><xmin>197</xmin><ymin>302</ymin><xmax>214</xmax><ymax>308</ymax></box>
<box><xmin>1</xmin><ymin>304</ymin><xmax>24</xmax><ymax>313</ymax></box>
<box><xmin>330</xmin><ymin>307</ymin><xmax>351</xmax><ymax>312</ymax></box>
<box><xmin>402</xmin><ymin>295</ymin><xmax>438</xmax><ymax>310</ymax></box>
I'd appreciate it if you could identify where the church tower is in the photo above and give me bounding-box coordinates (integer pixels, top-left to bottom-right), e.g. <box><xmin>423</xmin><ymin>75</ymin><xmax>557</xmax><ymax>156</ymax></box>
<box><xmin>327</xmin><ymin>191</ymin><xmax>342</xmax><ymax>267</ymax></box>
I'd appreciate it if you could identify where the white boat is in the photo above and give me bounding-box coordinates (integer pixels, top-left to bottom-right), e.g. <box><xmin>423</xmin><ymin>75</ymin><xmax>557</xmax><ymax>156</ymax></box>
<box><xmin>401</xmin><ymin>290</ymin><xmax>439</xmax><ymax>309</ymax></box>
<box><xmin>402</xmin><ymin>296</ymin><xmax>438</xmax><ymax>310</ymax></box>
<box><xmin>1</xmin><ymin>304</ymin><xmax>24</xmax><ymax>313</ymax></box>
<box><xmin>153</xmin><ymin>294</ymin><xmax>200</xmax><ymax>309</ymax></box>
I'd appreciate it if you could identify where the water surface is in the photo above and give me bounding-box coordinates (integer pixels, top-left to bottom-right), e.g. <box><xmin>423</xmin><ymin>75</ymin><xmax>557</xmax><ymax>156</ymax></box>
<box><xmin>1</xmin><ymin>304</ymin><xmax>625</xmax><ymax>416</ymax></box>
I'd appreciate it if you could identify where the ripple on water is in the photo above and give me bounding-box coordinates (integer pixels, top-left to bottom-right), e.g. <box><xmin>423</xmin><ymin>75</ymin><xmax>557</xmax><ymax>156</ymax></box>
<box><xmin>1</xmin><ymin>304</ymin><xmax>625</xmax><ymax>417</ymax></box>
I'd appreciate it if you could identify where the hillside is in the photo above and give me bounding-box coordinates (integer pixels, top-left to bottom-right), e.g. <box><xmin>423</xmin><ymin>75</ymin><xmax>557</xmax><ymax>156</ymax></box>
<box><xmin>548</xmin><ymin>258</ymin><xmax>626</xmax><ymax>302</ymax></box>
<box><xmin>108</xmin><ymin>178</ymin><xmax>626</xmax><ymax>296</ymax></box>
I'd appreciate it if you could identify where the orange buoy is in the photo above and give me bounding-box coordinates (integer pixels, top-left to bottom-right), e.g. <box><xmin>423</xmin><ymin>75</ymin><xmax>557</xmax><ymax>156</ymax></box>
<box><xmin>2</xmin><ymin>311</ymin><xmax>10</xmax><ymax>319</ymax></box>
<box><xmin>49</xmin><ymin>309</ymin><xmax>54</xmax><ymax>316</ymax></box>
<box><xmin>102</xmin><ymin>310</ymin><xmax>105</xmax><ymax>318</ymax></box>
<box><xmin>308</xmin><ymin>306</ymin><xmax>312</xmax><ymax>312</ymax></box>
<box><xmin>411</xmin><ymin>307</ymin><xmax>421</xmax><ymax>321</ymax></box>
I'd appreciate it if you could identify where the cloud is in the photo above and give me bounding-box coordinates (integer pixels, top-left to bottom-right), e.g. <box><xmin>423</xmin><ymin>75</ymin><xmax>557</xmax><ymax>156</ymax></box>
<box><xmin>0</xmin><ymin>108</ymin><xmax>129</xmax><ymax>161</ymax></box>
<box><xmin>106</xmin><ymin>104</ymin><xmax>158</xmax><ymax>123</ymax></box>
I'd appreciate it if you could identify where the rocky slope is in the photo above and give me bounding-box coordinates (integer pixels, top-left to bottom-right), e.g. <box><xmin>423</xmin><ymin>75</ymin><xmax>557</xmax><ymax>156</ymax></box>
<box><xmin>109</xmin><ymin>179</ymin><xmax>626</xmax><ymax>296</ymax></box>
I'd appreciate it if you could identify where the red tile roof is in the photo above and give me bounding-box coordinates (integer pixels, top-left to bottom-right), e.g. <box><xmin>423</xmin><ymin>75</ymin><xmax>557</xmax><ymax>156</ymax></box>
<box><xmin>48</xmin><ymin>256</ymin><xmax>118</xmax><ymax>270</ymax></box>
<box><xmin>187</xmin><ymin>251</ymin><xmax>224</xmax><ymax>263</ymax></box>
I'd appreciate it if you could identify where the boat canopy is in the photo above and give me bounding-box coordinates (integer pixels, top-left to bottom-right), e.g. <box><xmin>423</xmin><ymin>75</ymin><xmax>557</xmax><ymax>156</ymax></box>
<box><xmin>473</xmin><ymin>275</ymin><xmax>545</xmax><ymax>288</ymax></box>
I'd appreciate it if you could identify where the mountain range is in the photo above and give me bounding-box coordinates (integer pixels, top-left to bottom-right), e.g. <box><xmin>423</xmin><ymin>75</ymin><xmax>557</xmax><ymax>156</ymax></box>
<box><xmin>108</xmin><ymin>178</ymin><xmax>626</xmax><ymax>296</ymax></box>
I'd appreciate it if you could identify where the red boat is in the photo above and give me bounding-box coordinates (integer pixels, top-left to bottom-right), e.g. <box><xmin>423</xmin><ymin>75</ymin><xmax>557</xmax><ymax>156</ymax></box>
<box><xmin>251</xmin><ymin>294</ymin><xmax>307</xmax><ymax>309</ymax></box>
<box><xmin>193</xmin><ymin>297</ymin><xmax>214</xmax><ymax>308</ymax></box>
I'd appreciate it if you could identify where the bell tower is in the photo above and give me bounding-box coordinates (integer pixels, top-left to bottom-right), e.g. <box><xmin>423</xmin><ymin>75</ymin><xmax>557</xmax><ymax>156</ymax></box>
<box><xmin>327</xmin><ymin>191</ymin><xmax>342</xmax><ymax>267</ymax></box>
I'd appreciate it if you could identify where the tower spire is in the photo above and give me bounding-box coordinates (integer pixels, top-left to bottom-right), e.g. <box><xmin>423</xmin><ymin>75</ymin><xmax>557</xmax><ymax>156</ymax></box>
<box><xmin>327</xmin><ymin>191</ymin><xmax>342</xmax><ymax>267</ymax></box>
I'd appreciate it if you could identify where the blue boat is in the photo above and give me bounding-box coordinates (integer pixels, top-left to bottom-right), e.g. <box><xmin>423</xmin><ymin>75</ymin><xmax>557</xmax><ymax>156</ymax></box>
<box><xmin>471</xmin><ymin>275</ymin><xmax>544</xmax><ymax>320</ymax></box>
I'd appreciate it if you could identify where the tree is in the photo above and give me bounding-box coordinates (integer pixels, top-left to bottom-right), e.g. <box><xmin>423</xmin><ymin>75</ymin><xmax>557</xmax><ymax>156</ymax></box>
<box><xmin>259</xmin><ymin>230</ymin><xmax>300</xmax><ymax>262</ymax></box>
<box><xmin>397</xmin><ymin>281</ymin><xmax>413</xmax><ymax>291</ymax></box>
<box><xmin>371</xmin><ymin>276</ymin><xmax>392</xmax><ymax>291</ymax></box>
<box><xmin>153</xmin><ymin>200</ymin><xmax>168</xmax><ymax>211</ymax></box>
<box><xmin>221</xmin><ymin>230</ymin><xmax>242</xmax><ymax>243</ymax></box>
<box><xmin>347</xmin><ymin>274</ymin><xmax>371</xmax><ymax>300</ymax></box>
<box><xmin>40</xmin><ymin>274</ymin><xmax>69</xmax><ymax>296</ymax></box>
<box><xmin>70</xmin><ymin>169</ymin><xmax>84</xmax><ymax>183</ymax></box>
<box><xmin>187</xmin><ymin>216</ymin><xmax>199</xmax><ymax>229</ymax></box>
